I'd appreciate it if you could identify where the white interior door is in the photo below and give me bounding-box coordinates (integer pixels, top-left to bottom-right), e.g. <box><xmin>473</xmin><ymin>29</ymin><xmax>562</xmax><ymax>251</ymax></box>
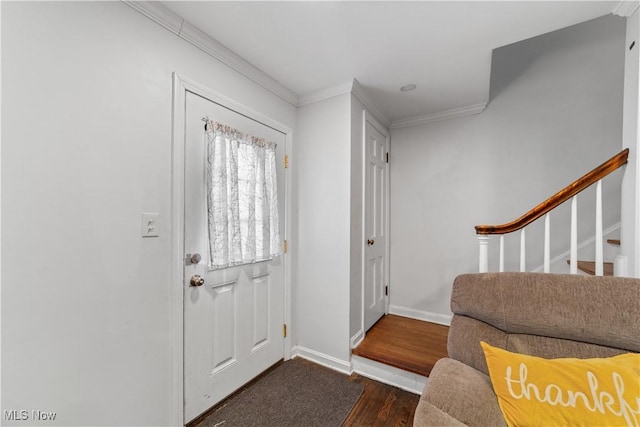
<box><xmin>183</xmin><ymin>92</ymin><xmax>286</xmax><ymax>423</ymax></box>
<box><xmin>363</xmin><ymin>118</ymin><xmax>389</xmax><ymax>331</ymax></box>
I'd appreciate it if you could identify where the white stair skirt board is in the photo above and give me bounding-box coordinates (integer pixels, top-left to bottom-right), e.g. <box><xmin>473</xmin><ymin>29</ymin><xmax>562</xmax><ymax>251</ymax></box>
<box><xmin>388</xmin><ymin>305</ymin><xmax>452</xmax><ymax>326</ymax></box>
<box><xmin>291</xmin><ymin>346</ymin><xmax>352</xmax><ymax>375</ymax></box>
<box><xmin>351</xmin><ymin>355</ymin><xmax>427</xmax><ymax>395</ymax></box>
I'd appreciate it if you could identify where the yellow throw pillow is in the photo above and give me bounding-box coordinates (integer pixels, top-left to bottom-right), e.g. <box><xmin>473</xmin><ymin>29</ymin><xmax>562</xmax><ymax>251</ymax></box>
<box><xmin>480</xmin><ymin>342</ymin><xmax>640</xmax><ymax>427</ymax></box>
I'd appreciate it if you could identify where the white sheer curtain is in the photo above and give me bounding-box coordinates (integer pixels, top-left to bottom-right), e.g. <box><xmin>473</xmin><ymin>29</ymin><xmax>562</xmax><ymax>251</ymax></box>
<box><xmin>206</xmin><ymin>121</ymin><xmax>281</xmax><ymax>270</ymax></box>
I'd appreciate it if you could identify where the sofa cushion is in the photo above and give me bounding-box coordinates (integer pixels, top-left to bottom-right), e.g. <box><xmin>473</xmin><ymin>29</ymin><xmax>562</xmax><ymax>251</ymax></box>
<box><xmin>481</xmin><ymin>342</ymin><xmax>640</xmax><ymax>427</ymax></box>
<box><xmin>419</xmin><ymin>358</ymin><xmax>506</xmax><ymax>427</ymax></box>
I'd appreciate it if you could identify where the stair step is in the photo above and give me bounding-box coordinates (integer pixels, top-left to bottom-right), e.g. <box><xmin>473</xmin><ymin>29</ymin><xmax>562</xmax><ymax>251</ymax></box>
<box><xmin>352</xmin><ymin>315</ymin><xmax>448</xmax><ymax>377</ymax></box>
<box><xmin>566</xmin><ymin>260</ymin><xmax>613</xmax><ymax>276</ymax></box>
<box><xmin>607</xmin><ymin>239</ymin><xmax>620</xmax><ymax>246</ymax></box>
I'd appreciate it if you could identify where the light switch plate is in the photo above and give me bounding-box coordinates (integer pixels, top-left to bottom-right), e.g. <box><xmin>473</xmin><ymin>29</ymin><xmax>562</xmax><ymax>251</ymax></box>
<box><xmin>142</xmin><ymin>212</ymin><xmax>160</xmax><ymax>237</ymax></box>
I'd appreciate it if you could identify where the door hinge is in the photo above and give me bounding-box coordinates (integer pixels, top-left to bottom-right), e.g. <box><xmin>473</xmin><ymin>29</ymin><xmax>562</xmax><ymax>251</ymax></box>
<box><xmin>284</xmin><ymin>155</ymin><xmax>289</xmax><ymax>169</ymax></box>
<box><xmin>385</xmin><ymin>285</ymin><xmax>388</xmax><ymax>296</ymax></box>
<box><xmin>386</xmin><ymin>152</ymin><xmax>389</xmax><ymax>163</ymax></box>
<box><xmin>283</xmin><ymin>324</ymin><xmax>287</xmax><ymax>338</ymax></box>
<box><xmin>283</xmin><ymin>240</ymin><xmax>288</xmax><ymax>254</ymax></box>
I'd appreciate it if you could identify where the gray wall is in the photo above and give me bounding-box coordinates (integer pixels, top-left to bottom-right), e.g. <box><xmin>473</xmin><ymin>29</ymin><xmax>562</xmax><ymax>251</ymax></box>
<box><xmin>2</xmin><ymin>2</ymin><xmax>296</xmax><ymax>425</ymax></box>
<box><xmin>389</xmin><ymin>14</ymin><xmax>626</xmax><ymax>321</ymax></box>
<box><xmin>295</xmin><ymin>93</ymin><xmax>353</xmax><ymax>368</ymax></box>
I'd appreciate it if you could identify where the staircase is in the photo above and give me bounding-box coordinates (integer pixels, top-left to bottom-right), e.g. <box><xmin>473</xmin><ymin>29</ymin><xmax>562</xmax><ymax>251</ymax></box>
<box><xmin>571</xmin><ymin>261</ymin><xmax>614</xmax><ymax>276</ymax></box>
<box><xmin>475</xmin><ymin>149</ymin><xmax>628</xmax><ymax>275</ymax></box>
<box><xmin>566</xmin><ymin>239</ymin><xmax>619</xmax><ymax>276</ymax></box>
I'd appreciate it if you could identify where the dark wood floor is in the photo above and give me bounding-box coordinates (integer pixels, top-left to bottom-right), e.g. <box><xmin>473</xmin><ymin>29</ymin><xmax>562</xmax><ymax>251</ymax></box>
<box><xmin>189</xmin><ymin>357</ymin><xmax>420</xmax><ymax>427</ymax></box>
<box><xmin>192</xmin><ymin>315</ymin><xmax>448</xmax><ymax>427</ymax></box>
<box><xmin>352</xmin><ymin>314</ymin><xmax>449</xmax><ymax>377</ymax></box>
<box><xmin>342</xmin><ymin>372</ymin><xmax>420</xmax><ymax>426</ymax></box>
<box><xmin>292</xmin><ymin>358</ymin><xmax>420</xmax><ymax>427</ymax></box>
<box><xmin>344</xmin><ymin>315</ymin><xmax>449</xmax><ymax>425</ymax></box>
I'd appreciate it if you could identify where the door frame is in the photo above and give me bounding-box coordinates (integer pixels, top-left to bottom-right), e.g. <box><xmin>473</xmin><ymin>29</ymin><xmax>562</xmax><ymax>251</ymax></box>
<box><xmin>170</xmin><ymin>73</ymin><xmax>293</xmax><ymax>425</ymax></box>
<box><xmin>360</xmin><ymin>110</ymin><xmax>391</xmax><ymax>337</ymax></box>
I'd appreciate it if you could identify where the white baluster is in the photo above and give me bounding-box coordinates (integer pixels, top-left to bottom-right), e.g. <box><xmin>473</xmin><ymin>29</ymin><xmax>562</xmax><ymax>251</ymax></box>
<box><xmin>520</xmin><ymin>228</ymin><xmax>526</xmax><ymax>272</ymax></box>
<box><xmin>499</xmin><ymin>235</ymin><xmax>505</xmax><ymax>273</ymax></box>
<box><xmin>570</xmin><ymin>195</ymin><xmax>578</xmax><ymax>274</ymax></box>
<box><xmin>478</xmin><ymin>236</ymin><xmax>489</xmax><ymax>273</ymax></box>
<box><xmin>544</xmin><ymin>213</ymin><xmax>550</xmax><ymax>273</ymax></box>
<box><xmin>595</xmin><ymin>180</ymin><xmax>603</xmax><ymax>276</ymax></box>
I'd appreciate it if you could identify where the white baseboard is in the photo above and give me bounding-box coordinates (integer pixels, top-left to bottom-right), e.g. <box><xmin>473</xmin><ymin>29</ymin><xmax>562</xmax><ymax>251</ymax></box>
<box><xmin>291</xmin><ymin>347</ymin><xmax>428</xmax><ymax>395</ymax></box>
<box><xmin>351</xmin><ymin>355</ymin><xmax>427</xmax><ymax>395</ymax></box>
<box><xmin>350</xmin><ymin>329</ymin><xmax>365</xmax><ymax>349</ymax></box>
<box><xmin>388</xmin><ymin>305</ymin><xmax>452</xmax><ymax>326</ymax></box>
<box><xmin>291</xmin><ymin>346</ymin><xmax>352</xmax><ymax>375</ymax></box>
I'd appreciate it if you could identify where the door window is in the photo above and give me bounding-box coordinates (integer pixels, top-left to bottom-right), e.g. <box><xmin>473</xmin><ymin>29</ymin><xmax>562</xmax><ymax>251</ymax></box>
<box><xmin>206</xmin><ymin>121</ymin><xmax>281</xmax><ymax>270</ymax></box>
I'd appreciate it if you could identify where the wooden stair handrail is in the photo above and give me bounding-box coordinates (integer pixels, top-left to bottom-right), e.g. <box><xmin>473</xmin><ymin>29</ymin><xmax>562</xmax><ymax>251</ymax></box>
<box><xmin>475</xmin><ymin>148</ymin><xmax>629</xmax><ymax>235</ymax></box>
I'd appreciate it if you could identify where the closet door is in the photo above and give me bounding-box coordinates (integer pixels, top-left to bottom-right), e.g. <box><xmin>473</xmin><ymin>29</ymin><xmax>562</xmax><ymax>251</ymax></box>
<box><xmin>363</xmin><ymin>117</ymin><xmax>389</xmax><ymax>331</ymax></box>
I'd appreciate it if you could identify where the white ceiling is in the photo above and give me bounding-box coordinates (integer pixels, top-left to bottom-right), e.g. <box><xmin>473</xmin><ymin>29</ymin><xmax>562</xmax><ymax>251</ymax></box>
<box><xmin>161</xmin><ymin>1</ymin><xmax>620</xmax><ymax>124</ymax></box>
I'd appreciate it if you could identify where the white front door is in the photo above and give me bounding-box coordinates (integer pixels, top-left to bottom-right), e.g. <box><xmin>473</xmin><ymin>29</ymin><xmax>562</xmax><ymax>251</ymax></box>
<box><xmin>183</xmin><ymin>92</ymin><xmax>286</xmax><ymax>423</ymax></box>
<box><xmin>363</xmin><ymin>117</ymin><xmax>389</xmax><ymax>331</ymax></box>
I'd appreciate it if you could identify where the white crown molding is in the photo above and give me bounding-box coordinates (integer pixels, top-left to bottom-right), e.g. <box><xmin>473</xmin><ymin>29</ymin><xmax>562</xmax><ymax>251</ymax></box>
<box><xmin>390</xmin><ymin>102</ymin><xmax>487</xmax><ymax>130</ymax></box>
<box><xmin>123</xmin><ymin>1</ymin><xmax>489</xmax><ymax>130</ymax></box>
<box><xmin>298</xmin><ymin>79</ymin><xmax>392</xmax><ymax>129</ymax></box>
<box><xmin>613</xmin><ymin>1</ymin><xmax>640</xmax><ymax>17</ymax></box>
<box><xmin>351</xmin><ymin>79</ymin><xmax>392</xmax><ymax>129</ymax></box>
<box><xmin>297</xmin><ymin>81</ymin><xmax>354</xmax><ymax>107</ymax></box>
<box><xmin>122</xmin><ymin>1</ymin><xmax>298</xmax><ymax>106</ymax></box>
<box><xmin>123</xmin><ymin>0</ymin><xmax>183</xmax><ymax>35</ymax></box>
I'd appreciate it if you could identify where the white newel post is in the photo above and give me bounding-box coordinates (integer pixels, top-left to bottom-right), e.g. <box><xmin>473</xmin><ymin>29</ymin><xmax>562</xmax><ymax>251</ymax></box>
<box><xmin>478</xmin><ymin>236</ymin><xmax>489</xmax><ymax>273</ymax></box>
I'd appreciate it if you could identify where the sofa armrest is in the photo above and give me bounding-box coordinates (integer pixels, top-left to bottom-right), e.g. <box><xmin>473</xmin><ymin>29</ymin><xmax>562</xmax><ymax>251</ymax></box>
<box><xmin>413</xmin><ymin>401</ymin><xmax>467</xmax><ymax>427</ymax></box>
<box><xmin>416</xmin><ymin>358</ymin><xmax>506</xmax><ymax>427</ymax></box>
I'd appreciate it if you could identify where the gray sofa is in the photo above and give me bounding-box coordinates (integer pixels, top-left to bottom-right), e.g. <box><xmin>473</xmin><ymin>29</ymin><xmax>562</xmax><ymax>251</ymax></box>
<box><xmin>414</xmin><ymin>272</ymin><xmax>640</xmax><ymax>427</ymax></box>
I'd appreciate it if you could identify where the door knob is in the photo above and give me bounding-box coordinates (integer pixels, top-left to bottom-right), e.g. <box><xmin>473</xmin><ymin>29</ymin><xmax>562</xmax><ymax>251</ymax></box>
<box><xmin>190</xmin><ymin>275</ymin><xmax>205</xmax><ymax>287</ymax></box>
<box><xmin>367</xmin><ymin>239</ymin><xmax>375</xmax><ymax>246</ymax></box>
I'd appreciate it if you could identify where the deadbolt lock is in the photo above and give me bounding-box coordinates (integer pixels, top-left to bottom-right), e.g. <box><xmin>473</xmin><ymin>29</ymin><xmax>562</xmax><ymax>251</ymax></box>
<box><xmin>185</xmin><ymin>253</ymin><xmax>202</xmax><ymax>265</ymax></box>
